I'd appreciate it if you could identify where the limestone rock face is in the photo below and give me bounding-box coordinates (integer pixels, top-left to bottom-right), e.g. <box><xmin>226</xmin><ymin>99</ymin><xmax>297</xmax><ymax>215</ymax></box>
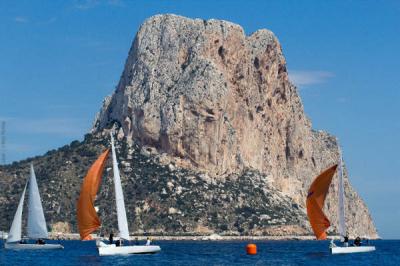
<box><xmin>94</xmin><ymin>14</ymin><xmax>306</xmax><ymax>177</ymax></box>
<box><xmin>92</xmin><ymin>14</ymin><xmax>377</xmax><ymax>238</ymax></box>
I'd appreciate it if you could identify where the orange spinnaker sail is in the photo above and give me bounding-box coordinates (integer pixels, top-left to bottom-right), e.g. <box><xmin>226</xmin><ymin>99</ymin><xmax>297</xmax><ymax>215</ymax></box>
<box><xmin>306</xmin><ymin>164</ymin><xmax>338</xmax><ymax>240</ymax></box>
<box><xmin>77</xmin><ymin>149</ymin><xmax>110</xmax><ymax>240</ymax></box>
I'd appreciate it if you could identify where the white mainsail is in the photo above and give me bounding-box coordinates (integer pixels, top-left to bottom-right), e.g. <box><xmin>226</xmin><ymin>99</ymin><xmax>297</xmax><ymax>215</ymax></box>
<box><xmin>337</xmin><ymin>147</ymin><xmax>346</xmax><ymax>238</ymax></box>
<box><xmin>27</xmin><ymin>164</ymin><xmax>49</xmax><ymax>239</ymax></box>
<box><xmin>110</xmin><ymin>133</ymin><xmax>130</xmax><ymax>240</ymax></box>
<box><xmin>7</xmin><ymin>183</ymin><xmax>27</xmax><ymax>243</ymax></box>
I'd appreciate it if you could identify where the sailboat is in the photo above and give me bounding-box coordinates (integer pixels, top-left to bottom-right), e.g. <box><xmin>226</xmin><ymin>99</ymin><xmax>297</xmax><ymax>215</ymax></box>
<box><xmin>4</xmin><ymin>164</ymin><xmax>63</xmax><ymax>250</ymax></box>
<box><xmin>77</xmin><ymin>133</ymin><xmax>161</xmax><ymax>256</ymax></box>
<box><xmin>306</xmin><ymin>149</ymin><xmax>375</xmax><ymax>254</ymax></box>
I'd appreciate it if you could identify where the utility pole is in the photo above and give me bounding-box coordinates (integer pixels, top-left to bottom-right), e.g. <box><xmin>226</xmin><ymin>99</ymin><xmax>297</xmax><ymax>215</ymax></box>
<box><xmin>1</xmin><ymin>121</ymin><xmax>5</xmax><ymax>165</ymax></box>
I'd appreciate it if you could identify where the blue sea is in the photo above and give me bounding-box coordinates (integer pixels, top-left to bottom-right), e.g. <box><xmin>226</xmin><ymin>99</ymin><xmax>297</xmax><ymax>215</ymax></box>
<box><xmin>1</xmin><ymin>240</ymin><xmax>399</xmax><ymax>265</ymax></box>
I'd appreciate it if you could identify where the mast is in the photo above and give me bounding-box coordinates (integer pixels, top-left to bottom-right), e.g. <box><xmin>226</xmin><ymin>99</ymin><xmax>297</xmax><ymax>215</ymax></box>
<box><xmin>27</xmin><ymin>164</ymin><xmax>49</xmax><ymax>239</ymax></box>
<box><xmin>337</xmin><ymin>146</ymin><xmax>346</xmax><ymax>239</ymax></box>
<box><xmin>110</xmin><ymin>133</ymin><xmax>130</xmax><ymax>240</ymax></box>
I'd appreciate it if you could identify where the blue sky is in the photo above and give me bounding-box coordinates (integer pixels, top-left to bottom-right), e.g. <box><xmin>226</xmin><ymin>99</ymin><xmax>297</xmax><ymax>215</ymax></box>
<box><xmin>0</xmin><ymin>0</ymin><xmax>399</xmax><ymax>238</ymax></box>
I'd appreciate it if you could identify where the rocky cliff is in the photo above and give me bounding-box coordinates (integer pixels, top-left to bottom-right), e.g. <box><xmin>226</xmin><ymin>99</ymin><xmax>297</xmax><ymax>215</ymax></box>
<box><xmin>0</xmin><ymin>14</ymin><xmax>377</xmax><ymax>238</ymax></box>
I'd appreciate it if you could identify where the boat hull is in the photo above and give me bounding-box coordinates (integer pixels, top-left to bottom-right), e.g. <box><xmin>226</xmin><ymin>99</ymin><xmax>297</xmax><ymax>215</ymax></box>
<box><xmin>97</xmin><ymin>242</ymin><xmax>161</xmax><ymax>256</ymax></box>
<box><xmin>330</xmin><ymin>246</ymin><xmax>375</xmax><ymax>254</ymax></box>
<box><xmin>4</xmin><ymin>243</ymin><xmax>64</xmax><ymax>250</ymax></box>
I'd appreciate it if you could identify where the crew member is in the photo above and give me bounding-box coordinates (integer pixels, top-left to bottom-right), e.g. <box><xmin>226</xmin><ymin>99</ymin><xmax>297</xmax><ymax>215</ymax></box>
<box><xmin>109</xmin><ymin>233</ymin><xmax>114</xmax><ymax>244</ymax></box>
<box><xmin>344</xmin><ymin>235</ymin><xmax>349</xmax><ymax>247</ymax></box>
<box><xmin>354</xmin><ymin>236</ymin><xmax>361</xmax><ymax>246</ymax></box>
<box><xmin>36</xmin><ymin>238</ymin><xmax>45</xmax><ymax>245</ymax></box>
<box><xmin>145</xmin><ymin>237</ymin><xmax>151</xmax><ymax>246</ymax></box>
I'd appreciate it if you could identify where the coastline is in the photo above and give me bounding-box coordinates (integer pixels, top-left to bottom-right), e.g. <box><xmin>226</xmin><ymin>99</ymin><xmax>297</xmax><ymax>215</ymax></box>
<box><xmin>43</xmin><ymin>233</ymin><xmax>378</xmax><ymax>241</ymax></box>
<box><xmin>0</xmin><ymin>231</ymin><xmax>380</xmax><ymax>241</ymax></box>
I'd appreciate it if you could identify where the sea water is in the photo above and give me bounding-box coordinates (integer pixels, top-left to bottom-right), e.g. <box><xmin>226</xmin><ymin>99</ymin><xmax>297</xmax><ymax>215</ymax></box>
<box><xmin>1</xmin><ymin>239</ymin><xmax>399</xmax><ymax>265</ymax></box>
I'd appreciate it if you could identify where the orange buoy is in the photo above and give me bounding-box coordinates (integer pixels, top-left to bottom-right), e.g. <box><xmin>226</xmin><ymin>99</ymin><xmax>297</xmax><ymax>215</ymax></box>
<box><xmin>246</xmin><ymin>243</ymin><xmax>257</xmax><ymax>255</ymax></box>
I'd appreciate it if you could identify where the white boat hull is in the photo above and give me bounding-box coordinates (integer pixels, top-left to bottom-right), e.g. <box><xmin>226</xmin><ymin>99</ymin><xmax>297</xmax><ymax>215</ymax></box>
<box><xmin>4</xmin><ymin>242</ymin><xmax>64</xmax><ymax>250</ymax></box>
<box><xmin>97</xmin><ymin>241</ymin><xmax>161</xmax><ymax>256</ymax></box>
<box><xmin>331</xmin><ymin>246</ymin><xmax>375</xmax><ymax>254</ymax></box>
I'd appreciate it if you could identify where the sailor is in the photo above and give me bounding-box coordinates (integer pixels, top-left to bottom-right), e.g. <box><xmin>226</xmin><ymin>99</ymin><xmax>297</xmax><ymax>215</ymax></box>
<box><xmin>135</xmin><ymin>237</ymin><xmax>139</xmax><ymax>245</ymax></box>
<box><xmin>145</xmin><ymin>237</ymin><xmax>151</xmax><ymax>246</ymax></box>
<box><xmin>36</xmin><ymin>238</ymin><xmax>45</xmax><ymax>245</ymax></box>
<box><xmin>354</xmin><ymin>236</ymin><xmax>361</xmax><ymax>246</ymax></box>
<box><xmin>109</xmin><ymin>233</ymin><xmax>114</xmax><ymax>244</ymax></box>
<box><xmin>344</xmin><ymin>235</ymin><xmax>349</xmax><ymax>247</ymax></box>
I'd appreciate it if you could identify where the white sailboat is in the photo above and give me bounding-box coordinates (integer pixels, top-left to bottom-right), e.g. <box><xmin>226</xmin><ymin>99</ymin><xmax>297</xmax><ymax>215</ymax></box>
<box><xmin>330</xmin><ymin>147</ymin><xmax>375</xmax><ymax>254</ymax></box>
<box><xmin>4</xmin><ymin>164</ymin><xmax>63</xmax><ymax>250</ymax></box>
<box><xmin>77</xmin><ymin>133</ymin><xmax>161</xmax><ymax>256</ymax></box>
